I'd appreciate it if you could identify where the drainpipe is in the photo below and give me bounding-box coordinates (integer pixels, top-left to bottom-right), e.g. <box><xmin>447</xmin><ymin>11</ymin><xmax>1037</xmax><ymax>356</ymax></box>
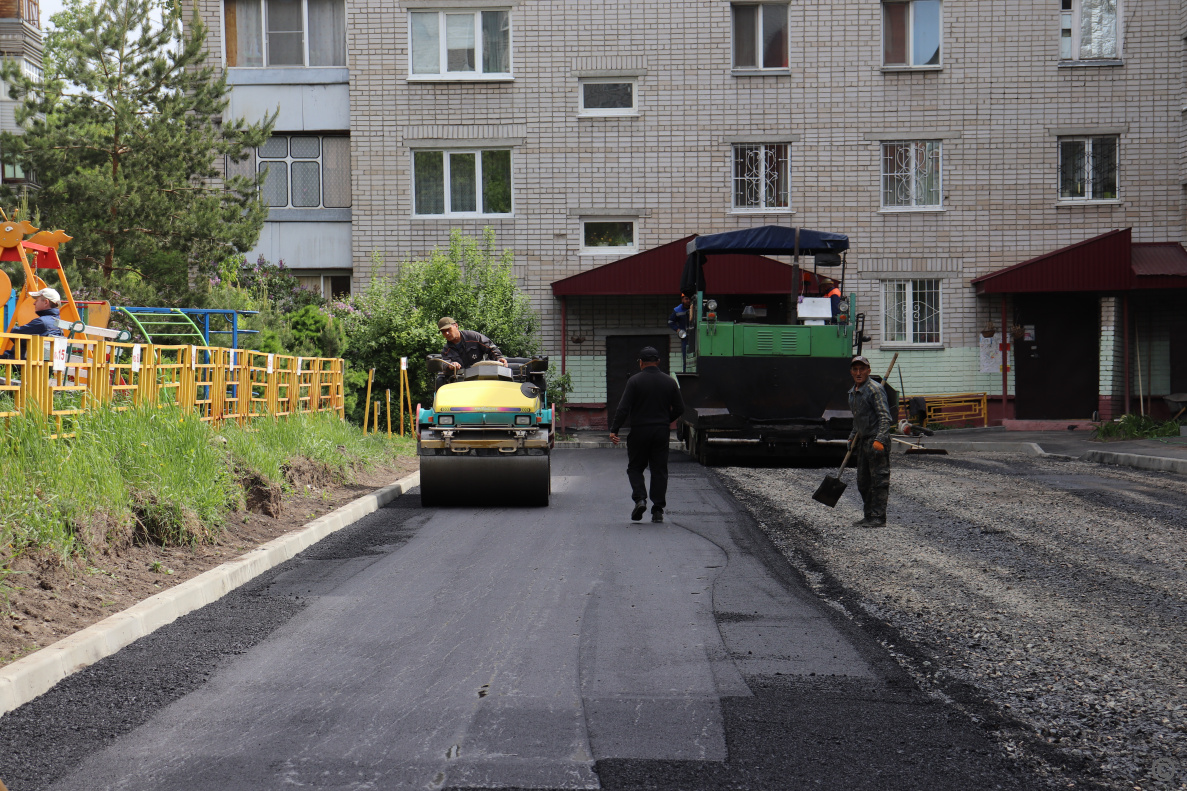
<box><xmin>1000</xmin><ymin>295</ymin><xmax>1009</xmax><ymax>423</ymax></box>
<box><xmin>560</xmin><ymin>295</ymin><xmax>567</xmax><ymax>436</ymax></box>
<box><xmin>1123</xmin><ymin>294</ymin><xmax>1130</xmax><ymax>415</ymax></box>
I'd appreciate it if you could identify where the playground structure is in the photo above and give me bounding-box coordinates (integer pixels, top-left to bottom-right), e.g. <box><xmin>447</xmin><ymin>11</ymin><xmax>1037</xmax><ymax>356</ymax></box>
<box><xmin>0</xmin><ymin>214</ymin><xmax>344</xmax><ymax>436</ymax></box>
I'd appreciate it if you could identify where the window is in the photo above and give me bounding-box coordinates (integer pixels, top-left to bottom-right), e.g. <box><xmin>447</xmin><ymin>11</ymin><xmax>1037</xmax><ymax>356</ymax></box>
<box><xmin>1061</xmin><ymin>0</ymin><xmax>1119</xmax><ymax>61</ymax></box>
<box><xmin>733</xmin><ymin>144</ymin><xmax>789</xmax><ymax>211</ymax></box>
<box><xmin>881</xmin><ymin>140</ymin><xmax>941</xmax><ymax>209</ymax></box>
<box><xmin>412</xmin><ymin>149</ymin><xmax>512</xmax><ymax>216</ymax></box>
<box><xmin>883</xmin><ymin>279</ymin><xmax>941</xmax><ymax>345</ymax></box>
<box><xmin>732</xmin><ymin>4</ymin><xmax>788</xmax><ymax>70</ymax></box>
<box><xmin>883</xmin><ymin>0</ymin><xmax>941</xmax><ymax>67</ymax></box>
<box><xmin>224</xmin><ymin>0</ymin><xmax>346</xmax><ymax>67</ymax></box>
<box><xmin>581</xmin><ymin>221</ymin><xmax>636</xmax><ymax>252</ymax></box>
<box><xmin>410</xmin><ymin>10</ymin><xmax>511</xmax><ymax>78</ymax></box>
<box><xmin>579</xmin><ymin>80</ymin><xmax>637</xmax><ymax>116</ymax></box>
<box><xmin>296</xmin><ymin>272</ymin><xmax>352</xmax><ymax>299</ymax></box>
<box><xmin>1058</xmin><ymin>136</ymin><xmax>1118</xmax><ymax>201</ymax></box>
<box><xmin>227</xmin><ymin>135</ymin><xmax>351</xmax><ymax>209</ymax></box>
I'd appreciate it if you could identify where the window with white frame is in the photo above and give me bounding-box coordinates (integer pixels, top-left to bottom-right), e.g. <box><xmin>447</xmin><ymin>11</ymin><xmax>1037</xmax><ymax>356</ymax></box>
<box><xmin>883</xmin><ymin>0</ymin><xmax>941</xmax><ymax>67</ymax></box>
<box><xmin>1058</xmin><ymin>136</ymin><xmax>1118</xmax><ymax>201</ymax></box>
<box><xmin>581</xmin><ymin>221</ymin><xmax>636</xmax><ymax>252</ymax></box>
<box><xmin>223</xmin><ymin>0</ymin><xmax>346</xmax><ymax>67</ymax></box>
<box><xmin>883</xmin><ymin>279</ymin><xmax>941</xmax><ymax>345</ymax></box>
<box><xmin>226</xmin><ymin>135</ymin><xmax>351</xmax><ymax>209</ymax></box>
<box><xmin>412</xmin><ymin>149</ymin><xmax>512</xmax><ymax>216</ymax></box>
<box><xmin>881</xmin><ymin>140</ymin><xmax>941</xmax><ymax>208</ymax></box>
<box><xmin>410</xmin><ymin>9</ymin><xmax>511</xmax><ymax>78</ymax></box>
<box><xmin>731</xmin><ymin>3</ymin><xmax>788</xmax><ymax>70</ymax></box>
<box><xmin>579</xmin><ymin>80</ymin><xmax>637</xmax><ymax>116</ymax></box>
<box><xmin>733</xmin><ymin>144</ymin><xmax>790</xmax><ymax>211</ymax></box>
<box><xmin>1061</xmin><ymin>0</ymin><xmax>1119</xmax><ymax>61</ymax></box>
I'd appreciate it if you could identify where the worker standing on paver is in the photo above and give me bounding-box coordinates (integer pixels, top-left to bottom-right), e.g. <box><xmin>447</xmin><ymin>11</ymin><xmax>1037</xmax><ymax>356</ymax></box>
<box><xmin>608</xmin><ymin>346</ymin><xmax>685</xmax><ymax>524</ymax></box>
<box><xmin>847</xmin><ymin>355</ymin><xmax>893</xmax><ymax>527</ymax></box>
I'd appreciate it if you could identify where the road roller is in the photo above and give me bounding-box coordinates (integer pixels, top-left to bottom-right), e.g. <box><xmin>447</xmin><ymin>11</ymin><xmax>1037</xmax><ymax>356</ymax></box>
<box><xmin>417</xmin><ymin>356</ymin><xmax>553</xmax><ymax>507</ymax></box>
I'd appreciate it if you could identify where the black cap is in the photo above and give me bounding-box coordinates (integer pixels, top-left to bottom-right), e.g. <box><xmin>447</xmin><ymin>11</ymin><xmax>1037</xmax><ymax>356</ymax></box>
<box><xmin>638</xmin><ymin>346</ymin><xmax>660</xmax><ymax>361</ymax></box>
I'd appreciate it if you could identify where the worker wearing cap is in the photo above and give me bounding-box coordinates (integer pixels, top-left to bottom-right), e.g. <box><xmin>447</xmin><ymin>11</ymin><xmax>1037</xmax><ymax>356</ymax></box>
<box><xmin>2</xmin><ymin>287</ymin><xmax>65</xmax><ymax>359</ymax></box>
<box><xmin>609</xmin><ymin>346</ymin><xmax>685</xmax><ymax>523</ymax></box>
<box><xmin>847</xmin><ymin>355</ymin><xmax>893</xmax><ymax>527</ymax></box>
<box><xmin>436</xmin><ymin>317</ymin><xmax>507</xmax><ymax>388</ymax></box>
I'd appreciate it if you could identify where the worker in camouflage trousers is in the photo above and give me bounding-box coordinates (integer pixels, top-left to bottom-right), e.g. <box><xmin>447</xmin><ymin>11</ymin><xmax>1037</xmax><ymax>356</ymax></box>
<box><xmin>847</xmin><ymin>355</ymin><xmax>894</xmax><ymax>527</ymax></box>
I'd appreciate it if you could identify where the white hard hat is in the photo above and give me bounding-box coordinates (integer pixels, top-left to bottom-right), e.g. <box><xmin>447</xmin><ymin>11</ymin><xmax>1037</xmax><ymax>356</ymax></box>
<box><xmin>29</xmin><ymin>287</ymin><xmax>61</xmax><ymax>305</ymax></box>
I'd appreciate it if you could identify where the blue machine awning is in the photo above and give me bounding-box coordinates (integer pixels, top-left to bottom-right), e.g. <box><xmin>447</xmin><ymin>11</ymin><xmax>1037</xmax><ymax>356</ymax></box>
<box><xmin>682</xmin><ymin>226</ymin><xmax>850</xmax><ymax>295</ymax></box>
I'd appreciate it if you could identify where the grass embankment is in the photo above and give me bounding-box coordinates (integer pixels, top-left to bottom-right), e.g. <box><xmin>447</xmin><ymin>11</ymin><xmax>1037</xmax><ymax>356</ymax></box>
<box><xmin>1092</xmin><ymin>413</ymin><xmax>1183</xmax><ymax>440</ymax></box>
<box><xmin>0</xmin><ymin>405</ymin><xmax>413</xmax><ymax>597</ymax></box>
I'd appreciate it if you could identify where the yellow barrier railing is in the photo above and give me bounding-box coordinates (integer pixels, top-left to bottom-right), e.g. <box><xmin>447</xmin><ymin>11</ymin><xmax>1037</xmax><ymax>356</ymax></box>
<box><xmin>900</xmin><ymin>392</ymin><xmax>989</xmax><ymax>428</ymax></box>
<box><xmin>0</xmin><ymin>332</ymin><xmax>346</xmax><ymax>433</ymax></box>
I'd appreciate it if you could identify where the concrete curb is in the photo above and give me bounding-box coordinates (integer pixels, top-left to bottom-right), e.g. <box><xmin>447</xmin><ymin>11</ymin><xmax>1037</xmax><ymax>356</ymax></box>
<box><xmin>919</xmin><ymin>441</ymin><xmax>1046</xmax><ymax>456</ymax></box>
<box><xmin>0</xmin><ymin>472</ymin><xmax>421</xmax><ymax>718</ymax></box>
<box><xmin>1081</xmin><ymin>450</ymin><xmax>1187</xmax><ymax>475</ymax></box>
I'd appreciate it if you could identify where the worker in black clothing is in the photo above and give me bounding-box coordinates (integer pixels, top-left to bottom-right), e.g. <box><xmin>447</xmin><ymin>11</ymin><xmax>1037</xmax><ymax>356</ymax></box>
<box><xmin>608</xmin><ymin>346</ymin><xmax>685</xmax><ymax>523</ymax></box>
<box><xmin>436</xmin><ymin>316</ymin><xmax>507</xmax><ymax>389</ymax></box>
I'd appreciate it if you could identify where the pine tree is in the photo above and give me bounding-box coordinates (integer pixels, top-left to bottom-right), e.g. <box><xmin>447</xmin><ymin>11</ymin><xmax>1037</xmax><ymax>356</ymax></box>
<box><xmin>0</xmin><ymin>0</ymin><xmax>275</xmax><ymax>295</ymax></box>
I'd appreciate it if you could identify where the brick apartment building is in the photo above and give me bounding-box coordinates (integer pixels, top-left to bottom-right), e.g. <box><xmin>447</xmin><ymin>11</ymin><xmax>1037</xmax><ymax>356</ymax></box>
<box><xmin>200</xmin><ymin>0</ymin><xmax>1187</xmax><ymax>425</ymax></box>
<box><xmin>0</xmin><ymin>0</ymin><xmax>42</xmax><ymax>189</ymax></box>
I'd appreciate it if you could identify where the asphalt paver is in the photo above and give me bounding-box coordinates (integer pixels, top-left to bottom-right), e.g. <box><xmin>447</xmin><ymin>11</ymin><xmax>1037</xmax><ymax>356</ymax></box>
<box><xmin>1</xmin><ymin>451</ymin><xmax>1044</xmax><ymax>790</ymax></box>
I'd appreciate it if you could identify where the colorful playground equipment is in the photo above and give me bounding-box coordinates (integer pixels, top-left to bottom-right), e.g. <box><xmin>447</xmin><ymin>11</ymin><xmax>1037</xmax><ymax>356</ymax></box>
<box><xmin>0</xmin><ymin>215</ymin><xmax>343</xmax><ymax>436</ymax></box>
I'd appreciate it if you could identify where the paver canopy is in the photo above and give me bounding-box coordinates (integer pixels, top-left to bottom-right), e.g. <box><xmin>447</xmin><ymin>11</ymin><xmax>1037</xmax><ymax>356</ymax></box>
<box><xmin>681</xmin><ymin>225</ymin><xmax>850</xmax><ymax>295</ymax></box>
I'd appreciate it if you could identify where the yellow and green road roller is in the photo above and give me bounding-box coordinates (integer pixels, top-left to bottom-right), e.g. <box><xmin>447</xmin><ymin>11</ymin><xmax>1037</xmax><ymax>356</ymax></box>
<box><xmin>417</xmin><ymin>357</ymin><xmax>553</xmax><ymax>507</ymax></box>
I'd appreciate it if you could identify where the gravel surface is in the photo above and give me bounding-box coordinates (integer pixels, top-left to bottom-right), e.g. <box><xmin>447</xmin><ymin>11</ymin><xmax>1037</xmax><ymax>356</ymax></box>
<box><xmin>717</xmin><ymin>453</ymin><xmax>1187</xmax><ymax>791</ymax></box>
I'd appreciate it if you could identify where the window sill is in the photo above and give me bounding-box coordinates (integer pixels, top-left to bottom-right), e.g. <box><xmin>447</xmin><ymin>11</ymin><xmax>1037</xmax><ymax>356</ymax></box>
<box><xmin>1057</xmin><ymin>59</ymin><xmax>1124</xmax><ymax>69</ymax></box>
<box><xmin>878</xmin><ymin>343</ymin><xmax>945</xmax><ymax>351</ymax></box>
<box><xmin>731</xmin><ymin>68</ymin><xmax>791</xmax><ymax>77</ymax></box>
<box><xmin>577</xmin><ymin>111</ymin><xmax>640</xmax><ymax>119</ymax></box>
<box><xmin>412</xmin><ymin>214</ymin><xmax>516</xmax><ymax>220</ymax></box>
<box><xmin>1054</xmin><ymin>200</ymin><xmax>1121</xmax><ymax>207</ymax></box>
<box><xmin>407</xmin><ymin>74</ymin><xmax>514</xmax><ymax>83</ymax></box>
<box><xmin>580</xmin><ymin>248</ymin><xmax>637</xmax><ymax>255</ymax></box>
<box><xmin>878</xmin><ymin>206</ymin><xmax>946</xmax><ymax>213</ymax></box>
<box><xmin>880</xmin><ymin>65</ymin><xmax>943</xmax><ymax>73</ymax></box>
<box><xmin>728</xmin><ymin>208</ymin><xmax>794</xmax><ymax>215</ymax></box>
<box><xmin>227</xmin><ymin>67</ymin><xmax>349</xmax><ymax>85</ymax></box>
<box><xmin>267</xmin><ymin>208</ymin><xmax>352</xmax><ymax>222</ymax></box>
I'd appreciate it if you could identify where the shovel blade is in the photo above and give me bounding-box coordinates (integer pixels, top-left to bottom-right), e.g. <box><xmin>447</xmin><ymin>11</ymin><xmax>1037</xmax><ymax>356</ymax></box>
<box><xmin>812</xmin><ymin>475</ymin><xmax>847</xmax><ymax>507</ymax></box>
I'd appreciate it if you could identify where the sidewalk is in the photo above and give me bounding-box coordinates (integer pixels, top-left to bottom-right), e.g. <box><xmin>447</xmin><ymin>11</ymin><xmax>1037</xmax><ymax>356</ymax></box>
<box><xmin>916</xmin><ymin>426</ymin><xmax>1187</xmax><ymax>475</ymax></box>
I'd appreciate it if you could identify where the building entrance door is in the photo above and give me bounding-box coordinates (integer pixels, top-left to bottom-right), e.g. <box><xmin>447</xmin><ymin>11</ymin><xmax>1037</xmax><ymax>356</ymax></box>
<box><xmin>605</xmin><ymin>335</ymin><xmax>670</xmax><ymax>427</ymax></box>
<box><xmin>1013</xmin><ymin>294</ymin><xmax>1099</xmax><ymax>420</ymax></box>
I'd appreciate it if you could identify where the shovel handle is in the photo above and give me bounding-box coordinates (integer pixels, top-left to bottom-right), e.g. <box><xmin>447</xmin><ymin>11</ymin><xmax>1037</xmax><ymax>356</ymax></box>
<box><xmin>837</xmin><ymin>444</ymin><xmax>854</xmax><ymax>477</ymax></box>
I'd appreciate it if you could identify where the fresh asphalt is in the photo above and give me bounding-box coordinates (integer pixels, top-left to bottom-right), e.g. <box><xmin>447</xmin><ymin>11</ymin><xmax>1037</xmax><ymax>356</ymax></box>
<box><xmin>0</xmin><ymin>450</ymin><xmax>1044</xmax><ymax>791</ymax></box>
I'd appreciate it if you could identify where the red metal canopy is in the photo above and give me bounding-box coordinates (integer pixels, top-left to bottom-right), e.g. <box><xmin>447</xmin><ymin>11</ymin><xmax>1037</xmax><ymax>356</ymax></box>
<box><xmin>972</xmin><ymin>229</ymin><xmax>1187</xmax><ymax>294</ymax></box>
<box><xmin>550</xmin><ymin>235</ymin><xmax>798</xmax><ymax>296</ymax></box>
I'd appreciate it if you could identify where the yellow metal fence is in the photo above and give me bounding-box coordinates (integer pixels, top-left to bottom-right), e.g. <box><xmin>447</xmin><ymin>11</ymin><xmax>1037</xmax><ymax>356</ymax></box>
<box><xmin>0</xmin><ymin>332</ymin><xmax>346</xmax><ymax>436</ymax></box>
<box><xmin>899</xmin><ymin>392</ymin><xmax>989</xmax><ymax>428</ymax></box>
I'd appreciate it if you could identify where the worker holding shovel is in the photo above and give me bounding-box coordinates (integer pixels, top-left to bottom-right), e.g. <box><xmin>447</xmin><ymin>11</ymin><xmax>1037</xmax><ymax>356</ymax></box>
<box><xmin>847</xmin><ymin>355</ymin><xmax>894</xmax><ymax>527</ymax></box>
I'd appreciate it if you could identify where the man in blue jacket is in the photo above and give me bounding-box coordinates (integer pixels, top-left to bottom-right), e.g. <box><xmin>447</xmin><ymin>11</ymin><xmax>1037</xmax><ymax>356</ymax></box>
<box><xmin>667</xmin><ymin>294</ymin><xmax>693</xmax><ymax>371</ymax></box>
<box><xmin>2</xmin><ymin>287</ymin><xmax>64</xmax><ymax>359</ymax></box>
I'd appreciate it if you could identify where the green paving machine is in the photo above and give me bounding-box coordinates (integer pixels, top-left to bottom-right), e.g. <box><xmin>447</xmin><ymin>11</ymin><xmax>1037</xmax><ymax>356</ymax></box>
<box><xmin>676</xmin><ymin>226</ymin><xmax>864</xmax><ymax>464</ymax></box>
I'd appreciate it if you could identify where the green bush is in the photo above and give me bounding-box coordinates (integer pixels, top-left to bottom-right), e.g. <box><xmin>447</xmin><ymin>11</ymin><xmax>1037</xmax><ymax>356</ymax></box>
<box><xmin>1092</xmin><ymin>413</ymin><xmax>1182</xmax><ymax>440</ymax></box>
<box><xmin>333</xmin><ymin>228</ymin><xmax>541</xmax><ymax>422</ymax></box>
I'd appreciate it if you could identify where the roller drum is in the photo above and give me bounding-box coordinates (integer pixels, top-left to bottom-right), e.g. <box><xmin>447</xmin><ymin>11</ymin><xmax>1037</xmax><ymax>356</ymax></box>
<box><xmin>420</xmin><ymin>453</ymin><xmax>551</xmax><ymax>507</ymax></box>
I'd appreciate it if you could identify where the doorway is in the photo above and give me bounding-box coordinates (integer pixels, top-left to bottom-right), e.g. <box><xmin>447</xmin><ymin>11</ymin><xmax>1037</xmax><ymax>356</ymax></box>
<box><xmin>1013</xmin><ymin>294</ymin><xmax>1099</xmax><ymax>419</ymax></box>
<box><xmin>605</xmin><ymin>335</ymin><xmax>670</xmax><ymax>426</ymax></box>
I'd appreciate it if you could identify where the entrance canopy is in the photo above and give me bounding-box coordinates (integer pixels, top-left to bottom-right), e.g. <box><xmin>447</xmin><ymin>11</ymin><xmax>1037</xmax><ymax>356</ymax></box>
<box><xmin>551</xmin><ymin>235</ymin><xmax>801</xmax><ymax>296</ymax></box>
<box><xmin>972</xmin><ymin>228</ymin><xmax>1187</xmax><ymax>294</ymax></box>
<box><xmin>681</xmin><ymin>226</ymin><xmax>850</xmax><ymax>295</ymax></box>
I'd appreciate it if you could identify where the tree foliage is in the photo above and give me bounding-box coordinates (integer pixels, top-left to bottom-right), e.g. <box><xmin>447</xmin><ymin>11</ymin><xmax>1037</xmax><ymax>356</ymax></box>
<box><xmin>334</xmin><ymin>229</ymin><xmax>541</xmax><ymax>420</ymax></box>
<box><xmin>0</xmin><ymin>0</ymin><xmax>274</xmax><ymax>294</ymax></box>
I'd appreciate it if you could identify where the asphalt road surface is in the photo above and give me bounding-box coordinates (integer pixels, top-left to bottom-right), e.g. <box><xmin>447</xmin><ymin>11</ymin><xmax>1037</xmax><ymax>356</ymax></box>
<box><xmin>1</xmin><ymin>450</ymin><xmax>1043</xmax><ymax>791</ymax></box>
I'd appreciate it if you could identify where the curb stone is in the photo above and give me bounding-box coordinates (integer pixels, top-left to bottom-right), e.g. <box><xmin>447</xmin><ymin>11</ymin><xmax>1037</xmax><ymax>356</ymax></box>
<box><xmin>0</xmin><ymin>471</ymin><xmax>420</xmax><ymax>718</ymax></box>
<box><xmin>554</xmin><ymin>440</ymin><xmax>682</xmax><ymax>450</ymax></box>
<box><xmin>1081</xmin><ymin>450</ymin><xmax>1187</xmax><ymax>475</ymax></box>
